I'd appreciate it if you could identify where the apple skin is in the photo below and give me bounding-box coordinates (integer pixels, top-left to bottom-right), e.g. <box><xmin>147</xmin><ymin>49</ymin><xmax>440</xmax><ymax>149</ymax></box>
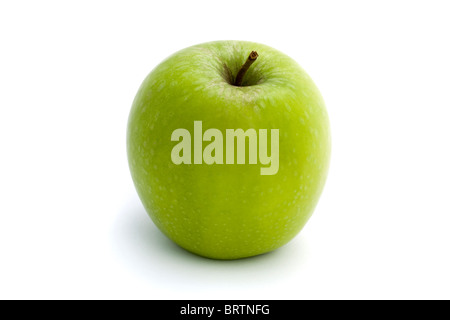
<box><xmin>127</xmin><ymin>41</ymin><xmax>331</xmax><ymax>259</ymax></box>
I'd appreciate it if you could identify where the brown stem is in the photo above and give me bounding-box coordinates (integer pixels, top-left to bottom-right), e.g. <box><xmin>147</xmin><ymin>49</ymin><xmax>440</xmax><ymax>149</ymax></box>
<box><xmin>234</xmin><ymin>51</ymin><xmax>258</xmax><ymax>86</ymax></box>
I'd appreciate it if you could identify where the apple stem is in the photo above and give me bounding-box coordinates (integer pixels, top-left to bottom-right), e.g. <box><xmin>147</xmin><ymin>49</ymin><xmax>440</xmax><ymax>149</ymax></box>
<box><xmin>234</xmin><ymin>51</ymin><xmax>258</xmax><ymax>86</ymax></box>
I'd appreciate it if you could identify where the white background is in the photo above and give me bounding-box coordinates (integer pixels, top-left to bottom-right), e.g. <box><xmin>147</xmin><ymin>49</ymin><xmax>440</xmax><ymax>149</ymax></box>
<box><xmin>1</xmin><ymin>1</ymin><xmax>449</xmax><ymax>300</ymax></box>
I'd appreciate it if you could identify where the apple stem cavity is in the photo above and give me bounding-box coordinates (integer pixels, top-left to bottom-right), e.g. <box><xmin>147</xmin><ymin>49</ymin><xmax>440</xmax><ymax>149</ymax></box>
<box><xmin>234</xmin><ymin>51</ymin><xmax>258</xmax><ymax>86</ymax></box>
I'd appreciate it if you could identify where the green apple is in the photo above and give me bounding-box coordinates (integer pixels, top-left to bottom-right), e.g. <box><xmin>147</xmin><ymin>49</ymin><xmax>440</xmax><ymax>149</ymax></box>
<box><xmin>127</xmin><ymin>40</ymin><xmax>331</xmax><ymax>260</ymax></box>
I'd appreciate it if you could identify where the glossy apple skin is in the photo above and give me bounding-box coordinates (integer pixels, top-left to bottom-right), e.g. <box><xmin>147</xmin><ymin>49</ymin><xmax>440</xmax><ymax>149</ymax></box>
<box><xmin>127</xmin><ymin>41</ymin><xmax>331</xmax><ymax>259</ymax></box>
